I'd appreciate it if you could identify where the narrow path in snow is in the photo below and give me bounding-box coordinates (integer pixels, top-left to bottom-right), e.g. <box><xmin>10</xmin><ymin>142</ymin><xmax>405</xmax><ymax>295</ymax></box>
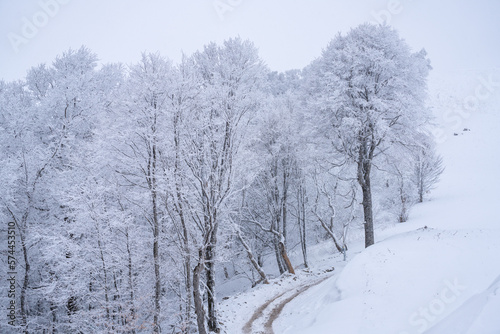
<box><xmin>242</xmin><ymin>290</ymin><xmax>288</xmax><ymax>334</ymax></box>
<box><xmin>243</xmin><ymin>275</ymin><xmax>332</xmax><ymax>334</ymax></box>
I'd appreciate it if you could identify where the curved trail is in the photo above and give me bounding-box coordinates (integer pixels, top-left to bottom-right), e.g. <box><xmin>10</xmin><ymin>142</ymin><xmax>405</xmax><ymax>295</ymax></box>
<box><xmin>242</xmin><ymin>290</ymin><xmax>288</xmax><ymax>334</ymax></box>
<box><xmin>243</xmin><ymin>275</ymin><xmax>332</xmax><ymax>334</ymax></box>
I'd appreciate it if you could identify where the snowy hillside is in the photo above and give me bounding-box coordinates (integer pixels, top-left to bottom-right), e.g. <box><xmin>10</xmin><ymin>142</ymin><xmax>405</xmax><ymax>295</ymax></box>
<box><xmin>220</xmin><ymin>70</ymin><xmax>500</xmax><ymax>334</ymax></box>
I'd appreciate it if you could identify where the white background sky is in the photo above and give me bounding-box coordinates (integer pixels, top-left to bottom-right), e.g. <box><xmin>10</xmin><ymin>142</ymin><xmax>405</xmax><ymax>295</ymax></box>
<box><xmin>1</xmin><ymin>0</ymin><xmax>499</xmax><ymax>81</ymax></box>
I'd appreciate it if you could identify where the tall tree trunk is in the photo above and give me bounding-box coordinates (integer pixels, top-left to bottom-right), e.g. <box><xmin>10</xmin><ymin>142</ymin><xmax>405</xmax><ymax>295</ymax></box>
<box><xmin>360</xmin><ymin>179</ymin><xmax>374</xmax><ymax>247</ymax></box>
<box><xmin>150</xmin><ymin>140</ymin><xmax>161</xmax><ymax>333</ymax></box>
<box><xmin>125</xmin><ymin>228</ymin><xmax>136</xmax><ymax>334</ymax></box>
<box><xmin>174</xmin><ymin>120</ymin><xmax>192</xmax><ymax>330</ymax></box>
<box><xmin>95</xmin><ymin>221</ymin><xmax>111</xmax><ymax>326</ymax></box>
<box><xmin>273</xmin><ymin>235</ymin><xmax>285</xmax><ymax>275</ymax></box>
<box><xmin>415</xmin><ymin>153</ymin><xmax>424</xmax><ymax>203</ymax></box>
<box><xmin>20</xmin><ymin>226</ymin><xmax>30</xmax><ymax>334</ymax></box>
<box><xmin>193</xmin><ymin>249</ymin><xmax>207</xmax><ymax>334</ymax></box>
<box><xmin>152</xmin><ymin>205</ymin><xmax>161</xmax><ymax>333</ymax></box>
<box><xmin>273</xmin><ymin>207</ymin><xmax>287</xmax><ymax>274</ymax></box>
<box><xmin>358</xmin><ymin>142</ymin><xmax>375</xmax><ymax>248</ymax></box>
<box><xmin>399</xmin><ymin>181</ymin><xmax>408</xmax><ymax>223</ymax></box>
<box><xmin>180</xmin><ymin>209</ymin><xmax>192</xmax><ymax>332</ymax></box>
<box><xmin>50</xmin><ymin>302</ymin><xmax>57</xmax><ymax>333</ymax></box>
<box><xmin>112</xmin><ymin>272</ymin><xmax>120</xmax><ymax>329</ymax></box>
<box><xmin>278</xmin><ymin>238</ymin><xmax>295</xmax><ymax>275</ymax></box>
<box><xmin>298</xmin><ymin>185</ymin><xmax>308</xmax><ymax>268</ymax></box>
<box><xmin>270</xmin><ymin>161</ymin><xmax>285</xmax><ymax>274</ymax></box>
<box><xmin>418</xmin><ymin>162</ymin><xmax>424</xmax><ymax>203</ymax></box>
<box><xmin>206</xmin><ymin>226</ymin><xmax>219</xmax><ymax>333</ymax></box>
<box><xmin>282</xmin><ymin>169</ymin><xmax>288</xmax><ymax>250</ymax></box>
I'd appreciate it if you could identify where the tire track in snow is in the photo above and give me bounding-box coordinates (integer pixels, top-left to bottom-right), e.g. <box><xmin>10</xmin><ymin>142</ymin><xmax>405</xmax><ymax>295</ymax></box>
<box><xmin>243</xmin><ymin>275</ymin><xmax>332</xmax><ymax>334</ymax></box>
<box><xmin>242</xmin><ymin>290</ymin><xmax>288</xmax><ymax>334</ymax></box>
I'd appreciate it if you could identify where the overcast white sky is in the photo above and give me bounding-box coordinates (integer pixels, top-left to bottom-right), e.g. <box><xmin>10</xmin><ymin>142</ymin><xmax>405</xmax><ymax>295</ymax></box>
<box><xmin>1</xmin><ymin>0</ymin><xmax>499</xmax><ymax>81</ymax></box>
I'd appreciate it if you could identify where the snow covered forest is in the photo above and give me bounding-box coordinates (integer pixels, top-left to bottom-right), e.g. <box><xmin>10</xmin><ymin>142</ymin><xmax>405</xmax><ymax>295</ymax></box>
<box><xmin>1</xmin><ymin>24</ymin><xmax>446</xmax><ymax>333</ymax></box>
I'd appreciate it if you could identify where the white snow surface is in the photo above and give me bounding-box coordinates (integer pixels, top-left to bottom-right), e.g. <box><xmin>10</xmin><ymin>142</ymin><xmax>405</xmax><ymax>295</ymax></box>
<box><xmin>220</xmin><ymin>72</ymin><xmax>500</xmax><ymax>334</ymax></box>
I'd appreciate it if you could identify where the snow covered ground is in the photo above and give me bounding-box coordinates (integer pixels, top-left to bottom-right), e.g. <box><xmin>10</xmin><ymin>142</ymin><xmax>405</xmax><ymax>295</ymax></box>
<box><xmin>219</xmin><ymin>71</ymin><xmax>500</xmax><ymax>334</ymax></box>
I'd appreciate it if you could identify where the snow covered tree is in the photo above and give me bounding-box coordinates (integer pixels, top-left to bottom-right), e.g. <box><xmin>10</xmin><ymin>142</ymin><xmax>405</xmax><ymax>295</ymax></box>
<box><xmin>308</xmin><ymin>23</ymin><xmax>431</xmax><ymax>247</ymax></box>
<box><xmin>242</xmin><ymin>93</ymin><xmax>302</xmax><ymax>275</ymax></box>
<box><xmin>114</xmin><ymin>52</ymin><xmax>175</xmax><ymax>333</ymax></box>
<box><xmin>185</xmin><ymin>37</ymin><xmax>267</xmax><ymax>334</ymax></box>
<box><xmin>162</xmin><ymin>54</ymin><xmax>200</xmax><ymax>333</ymax></box>
<box><xmin>0</xmin><ymin>80</ymin><xmax>35</xmax><ymax>332</ymax></box>
<box><xmin>412</xmin><ymin>140</ymin><xmax>444</xmax><ymax>203</ymax></box>
<box><xmin>311</xmin><ymin>170</ymin><xmax>354</xmax><ymax>255</ymax></box>
<box><xmin>381</xmin><ymin>155</ymin><xmax>418</xmax><ymax>223</ymax></box>
<box><xmin>0</xmin><ymin>46</ymin><xmax>128</xmax><ymax>332</ymax></box>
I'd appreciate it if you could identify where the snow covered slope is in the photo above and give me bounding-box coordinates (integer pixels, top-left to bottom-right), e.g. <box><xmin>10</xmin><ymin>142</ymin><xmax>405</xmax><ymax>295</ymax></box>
<box><xmin>273</xmin><ymin>71</ymin><xmax>500</xmax><ymax>334</ymax></box>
